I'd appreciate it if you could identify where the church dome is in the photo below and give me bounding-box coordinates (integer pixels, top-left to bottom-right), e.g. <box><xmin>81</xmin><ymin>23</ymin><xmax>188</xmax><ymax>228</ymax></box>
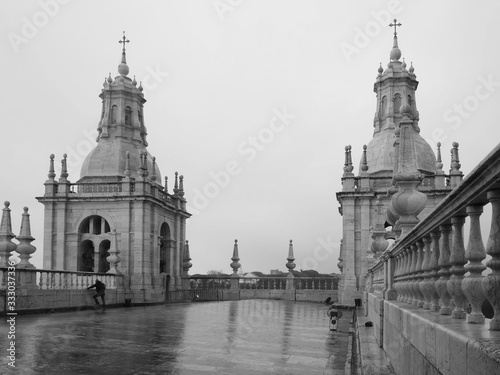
<box><xmin>79</xmin><ymin>139</ymin><xmax>161</xmax><ymax>182</ymax></box>
<box><xmin>363</xmin><ymin>128</ymin><xmax>436</xmax><ymax>176</ymax></box>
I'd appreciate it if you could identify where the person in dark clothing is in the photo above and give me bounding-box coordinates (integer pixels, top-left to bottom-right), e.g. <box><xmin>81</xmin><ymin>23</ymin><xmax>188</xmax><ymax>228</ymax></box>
<box><xmin>327</xmin><ymin>304</ymin><xmax>342</xmax><ymax>331</ymax></box>
<box><xmin>87</xmin><ymin>279</ymin><xmax>106</xmax><ymax>310</ymax></box>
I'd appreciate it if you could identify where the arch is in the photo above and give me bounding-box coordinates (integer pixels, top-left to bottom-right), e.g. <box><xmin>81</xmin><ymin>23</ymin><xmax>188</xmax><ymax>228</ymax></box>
<box><xmin>78</xmin><ymin>215</ymin><xmax>112</xmax><ymax>273</ymax></box>
<box><xmin>111</xmin><ymin>105</ymin><xmax>118</xmax><ymax>124</ymax></box>
<box><xmin>79</xmin><ymin>215</ymin><xmax>111</xmax><ymax>235</ymax></box>
<box><xmin>98</xmin><ymin>240</ymin><xmax>111</xmax><ymax>273</ymax></box>
<box><xmin>393</xmin><ymin>94</ymin><xmax>402</xmax><ymax>114</ymax></box>
<box><xmin>159</xmin><ymin>222</ymin><xmax>171</xmax><ymax>274</ymax></box>
<box><xmin>138</xmin><ymin>110</ymin><xmax>143</xmax><ymax>125</ymax></box>
<box><xmin>78</xmin><ymin>240</ymin><xmax>95</xmax><ymax>272</ymax></box>
<box><xmin>125</xmin><ymin>106</ymin><xmax>132</xmax><ymax>125</ymax></box>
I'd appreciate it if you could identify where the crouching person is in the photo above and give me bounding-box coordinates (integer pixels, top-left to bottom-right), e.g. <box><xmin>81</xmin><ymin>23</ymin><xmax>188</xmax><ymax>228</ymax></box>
<box><xmin>87</xmin><ymin>279</ymin><xmax>106</xmax><ymax>310</ymax></box>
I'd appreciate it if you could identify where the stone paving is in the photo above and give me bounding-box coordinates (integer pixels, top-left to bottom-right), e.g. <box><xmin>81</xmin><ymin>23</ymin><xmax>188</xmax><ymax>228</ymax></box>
<box><xmin>1</xmin><ymin>300</ymin><xmax>351</xmax><ymax>375</ymax></box>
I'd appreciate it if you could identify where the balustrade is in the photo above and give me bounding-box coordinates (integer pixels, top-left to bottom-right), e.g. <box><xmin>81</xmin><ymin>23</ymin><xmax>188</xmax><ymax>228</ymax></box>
<box><xmin>365</xmin><ymin>142</ymin><xmax>500</xmax><ymax>330</ymax></box>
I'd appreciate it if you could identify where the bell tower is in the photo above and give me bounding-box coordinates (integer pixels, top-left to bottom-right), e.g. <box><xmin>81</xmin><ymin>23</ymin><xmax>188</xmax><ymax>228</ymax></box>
<box><xmin>37</xmin><ymin>33</ymin><xmax>192</xmax><ymax>303</ymax></box>
<box><xmin>336</xmin><ymin>21</ymin><xmax>460</xmax><ymax>306</ymax></box>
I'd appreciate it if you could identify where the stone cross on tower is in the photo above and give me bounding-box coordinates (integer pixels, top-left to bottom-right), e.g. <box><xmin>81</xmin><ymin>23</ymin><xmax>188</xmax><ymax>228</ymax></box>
<box><xmin>119</xmin><ymin>31</ymin><xmax>129</xmax><ymax>53</ymax></box>
<box><xmin>389</xmin><ymin>19</ymin><xmax>402</xmax><ymax>36</ymax></box>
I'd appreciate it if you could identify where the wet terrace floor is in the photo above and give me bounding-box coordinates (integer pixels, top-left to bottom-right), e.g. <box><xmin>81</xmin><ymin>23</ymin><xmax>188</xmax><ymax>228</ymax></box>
<box><xmin>1</xmin><ymin>300</ymin><xmax>351</xmax><ymax>375</ymax></box>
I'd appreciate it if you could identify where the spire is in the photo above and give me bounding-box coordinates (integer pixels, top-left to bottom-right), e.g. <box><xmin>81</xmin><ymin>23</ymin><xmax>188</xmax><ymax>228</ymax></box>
<box><xmin>360</xmin><ymin>145</ymin><xmax>369</xmax><ymax>173</ymax></box>
<box><xmin>59</xmin><ymin>153</ymin><xmax>69</xmax><ymax>182</ymax></box>
<box><xmin>449</xmin><ymin>142</ymin><xmax>463</xmax><ymax>187</ymax></box>
<box><xmin>118</xmin><ymin>31</ymin><xmax>130</xmax><ymax>77</ymax></box>
<box><xmin>173</xmin><ymin>172</ymin><xmax>179</xmax><ymax>195</ymax></box>
<box><xmin>150</xmin><ymin>156</ymin><xmax>157</xmax><ymax>183</ymax></box>
<box><xmin>164</xmin><ymin>176</ymin><xmax>168</xmax><ymax>193</ymax></box>
<box><xmin>230</xmin><ymin>239</ymin><xmax>241</xmax><ymax>275</ymax></box>
<box><xmin>389</xmin><ymin>19</ymin><xmax>402</xmax><ymax>62</ymax></box>
<box><xmin>47</xmin><ymin>154</ymin><xmax>56</xmax><ymax>181</ymax></box>
<box><xmin>286</xmin><ymin>239</ymin><xmax>296</xmax><ymax>273</ymax></box>
<box><xmin>343</xmin><ymin>145</ymin><xmax>354</xmax><ymax>176</ymax></box>
<box><xmin>16</xmin><ymin>207</ymin><xmax>36</xmax><ymax>269</ymax></box>
<box><xmin>178</xmin><ymin>175</ymin><xmax>185</xmax><ymax>197</ymax></box>
<box><xmin>0</xmin><ymin>201</ymin><xmax>17</xmax><ymax>267</ymax></box>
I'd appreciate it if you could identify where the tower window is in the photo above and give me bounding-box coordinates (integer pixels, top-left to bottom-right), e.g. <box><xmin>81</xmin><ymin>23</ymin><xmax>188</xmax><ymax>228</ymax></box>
<box><xmin>111</xmin><ymin>105</ymin><xmax>118</xmax><ymax>124</ymax></box>
<box><xmin>125</xmin><ymin>106</ymin><xmax>132</xmax><ymax>125</ymax></box>
<box><xmin>393</xmin><ymin>94</ymin><xmax>401</xmax><ymax>113</ymax></box>
<box><xmin>380</xmin><ymin>96</ymin><xmax>387</xmax><ymax>119</ymax></box>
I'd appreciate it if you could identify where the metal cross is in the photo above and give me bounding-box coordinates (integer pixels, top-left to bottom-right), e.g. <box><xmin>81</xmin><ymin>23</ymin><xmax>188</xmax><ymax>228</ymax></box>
<box><xmin>119</xmin><ymin>31</ymin><xmax>129</xmax><ymax>53</ymax></box>
<box><xmin>389</xmin><ymin>19</ymin><xmax>402</xmax><ymax>36</ymax></box>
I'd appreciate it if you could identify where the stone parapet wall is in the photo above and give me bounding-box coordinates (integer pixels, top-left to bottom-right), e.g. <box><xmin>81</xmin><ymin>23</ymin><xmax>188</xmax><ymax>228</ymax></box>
<box><xmin>371</xmin><ymin>297</ymin><xmax>500</xmax><ymax>375</ymax></box>
<box><xmin>0</xmin><ymin>288</ymin><xmax>125</xmax><ymax>314</ymax></box>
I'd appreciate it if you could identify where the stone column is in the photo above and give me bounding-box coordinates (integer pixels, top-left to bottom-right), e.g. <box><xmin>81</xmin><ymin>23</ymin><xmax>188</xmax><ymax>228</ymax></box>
<box><xmin>383</xmin><ymin>255</ymin><xmax>397</xmax><ymax>300</ymax></box>
<box><xmin>419</xmin><ymin>236</ymin><xmax>432</xmax><ymax>309</ymax></box>
<box><xmin>428</xmin><ymin>231</ymin><xmax>441</xmax><ymax>311</ymax></box>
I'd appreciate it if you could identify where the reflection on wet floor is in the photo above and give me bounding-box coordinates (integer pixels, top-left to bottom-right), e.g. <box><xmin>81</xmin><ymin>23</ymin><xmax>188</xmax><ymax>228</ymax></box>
<box><xmin>1</xmin><ymin>300</ymin><xmax>350</xmax><ymax>375</ymax></box>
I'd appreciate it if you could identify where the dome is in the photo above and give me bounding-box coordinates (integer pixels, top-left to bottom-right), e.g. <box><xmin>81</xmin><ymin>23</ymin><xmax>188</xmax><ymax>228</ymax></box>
<box><xmin>79</xmin><ymin>139</ymin><xmax>161</xmax><ymax>182</ymax></box>
<box><xmin>363</xmin><ymin>128</ymin><xmax>436</xmax><ymax>177</ymax></box>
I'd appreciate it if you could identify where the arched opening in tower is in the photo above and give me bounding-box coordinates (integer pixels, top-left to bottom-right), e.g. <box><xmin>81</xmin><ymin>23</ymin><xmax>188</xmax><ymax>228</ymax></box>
<box><xmin>79</xmin><ymin>240</ymin><xmax>95</xmax><ymax>272</ymax></box>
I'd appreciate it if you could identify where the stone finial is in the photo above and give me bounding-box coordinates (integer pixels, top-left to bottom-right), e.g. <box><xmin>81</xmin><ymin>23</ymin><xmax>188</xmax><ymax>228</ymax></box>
<box><xmin>286</xmin><ymin>240</ymin><xmax>296</xmax><ymax>272</ymax></box>
<box><xmin>124</xmin><ymin>151</ymin><xmax>131</xmax><ymax>178</ymax></box>
<box><xmin>182</xmin><ymin>240</ymin><xmax>192</xmax><ymax>273</ymax></box>
<box><xmin>150</xmin><ymin>156</ymin><xmax>157</xmax><ymax>183</ymax></box>
<box><xmin>107</xmin><ymin>72</ymin><xmax>113</xmax><ymax>84</ymax></box>
<box><xmin>0</xmin><ymin>201</ymin><xmax>17</xmax><ymax>267</ymax></box>
<box><xmin>389</xmin><ymin>109</ymin><xmax>427</xmax><ymax>238</ymax></box>
<box><xmin>378</xmin><ymin>63</ymin><xmax>383</xmax><ymax>75</ymax></box>
<box><xmin>178</xmin><ymin>175</ymin><xmax>185</xmax><ymax>197</ymax></box>
<box><xmin>450</xmin><ymin>142</ymin><xmax>461</xmax><ymax>172</ymax></box>
<box><xmin>106</xmin><ymin>229</ymin><xmax>121</xmax><ymax>274</ymax></box>
<box><xmin>449</xmin><ymin>142</ymin><xmax>463</xmax><ymax>187</ymax></box>
<box><xmin>337</xmin><ymin>239</ymin><xmax>344</xmax><ymax>271</ymax></box>
<box><xmin>59</xmin><ymin>153</ymin><xmax>69</xmax><ymax>182</ymax></box>
<box><xmin>47</xmin><ymin>154</ymin><xmax>56</xmax><ymax>180</ymax></box>
<box><xmin>16</xmin><ymin>207</ymin><xmax>36</xmax><ymax>268</ymax></box>
<box><xmin>436</xmin><ymin>142</ymin><xmax>443</xmax><ymax>171</ymax></box>
<box><xmin>173</xmin><ymin>172</ymin><xmax>179</xmax><ymax>195</ymax></box>
<box><xmin>343</xmin><ymin>145</ymin><xmax>354</xmax><ymax>176</ymax></box>
<box><xmin>360</xmin><ymin>144</ymin><xmax>369</xmax><ymax>173</ymax></box>
<box><xmin>230</xmin><ymin>239</ymin><xmax>241</xmax><ymax>275</ymax></box>
<box><xmin>164</xmin><ymin>176</ymin><xmax>168</xmax><ymax>193</ymax></box>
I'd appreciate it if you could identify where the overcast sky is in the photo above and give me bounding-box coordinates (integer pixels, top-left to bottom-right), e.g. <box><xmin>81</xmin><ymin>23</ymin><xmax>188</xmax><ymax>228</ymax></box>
<box><xmin>1</xmin><ymin>0</ymin><xmax>499</xmax><ymax>275</ymax></box>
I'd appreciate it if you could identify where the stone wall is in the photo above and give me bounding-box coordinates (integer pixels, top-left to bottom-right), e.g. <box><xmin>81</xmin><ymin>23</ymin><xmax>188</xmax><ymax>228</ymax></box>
<box><xmin>366</xmin><ymin>293</ymin><xmax>500</xmax><ymax>375</ymax></box>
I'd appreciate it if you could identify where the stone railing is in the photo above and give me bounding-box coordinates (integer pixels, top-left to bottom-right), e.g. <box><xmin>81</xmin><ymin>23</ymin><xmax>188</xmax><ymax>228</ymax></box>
<box><xmin>0</xmin><ymin>268</ymin><xmax>121</xmax><ymax>290</ymax></box>
<box><xmin>367</xmin><ymin>142</ymin><xmax>500</xmax><ymax>330</ymax></box>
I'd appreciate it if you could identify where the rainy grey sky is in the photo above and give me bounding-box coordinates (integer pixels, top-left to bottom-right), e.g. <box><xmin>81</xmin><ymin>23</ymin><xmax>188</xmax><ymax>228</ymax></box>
<box><xmin>1</xmin><ymin>0</ymin><xmax>500</xmax><ymax>275</ymax></box>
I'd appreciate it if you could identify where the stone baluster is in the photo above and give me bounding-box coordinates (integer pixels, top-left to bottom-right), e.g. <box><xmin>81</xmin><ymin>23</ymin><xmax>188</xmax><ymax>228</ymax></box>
<box><xmin>404</xmin><ymin>247</ymin><xmax>415</xmax><ymax>304</ymax></box>
<box><xmin>413</xmin><ymin>242</ymin><xmax>424</xmax><ymax>307</ymax></box>
<box><xmin>408</xmin><ymin>244</ymin><xmax>420</xmax><ymax>305</ymax></box>
<box><xmin>394</xmin><ymin>253</ymin><xmax>403</xmax><ymax>300</ymax></box>
<box><xmin>396</xmin><ymin>252</ymin><xmax>404</xmax><ymax>301</ymax></box>
<box><xmin>419</xmin><ymin>236</ymin><xmax>432</xmax><ymax>309</ymax></box>
<box><xmin>428</xmin><ymin>231</ymin><xmax>441</xmax><ymax>311</ymax></box>
<box><xmin>482</xmin><ymin>190</ymin><xmax>500</xmax><ymax>330</ymax></box>
<box><xmin>0</xmin><ymin>201</ymin><xmax>17</xmax><ymax>267</ymax></box>
<box><xmin>463</xmin><ymin>205</ymin><xmax>486</xmax><ymax>324</ymax></box>
<box><xmin>447</xmin><ymin>214</ymin><xmax>468</xmax><ymax>319</ymax></box>
<box><xmin>436</xmin><ymin>224</ymin><xmax>453</xmax><ymax>315</ymax></box>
